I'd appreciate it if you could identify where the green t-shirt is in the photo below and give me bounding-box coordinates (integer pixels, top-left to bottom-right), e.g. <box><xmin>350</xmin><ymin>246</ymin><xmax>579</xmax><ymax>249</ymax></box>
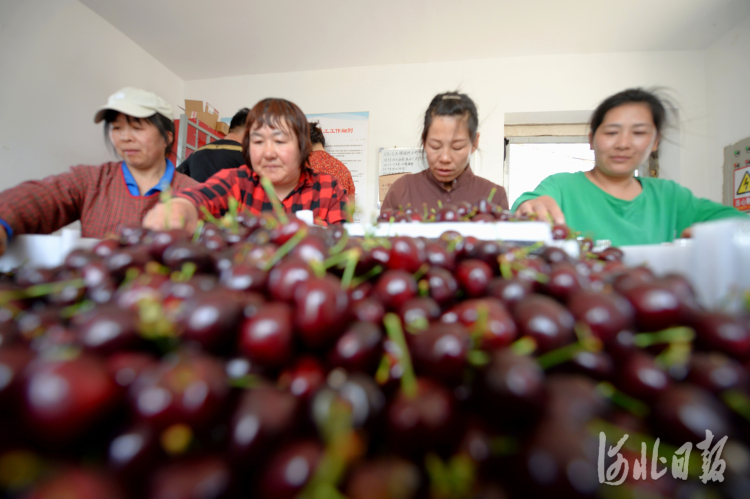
<box><xmin>511</xmin><ymin>172</ymin><xmax>747</xmax><ymax>246</ymax></box>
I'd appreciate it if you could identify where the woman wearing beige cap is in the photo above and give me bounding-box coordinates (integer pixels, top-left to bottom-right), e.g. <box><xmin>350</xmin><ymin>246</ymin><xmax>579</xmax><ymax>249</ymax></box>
<box><xmin>0</xmin><ymin>87</ymin><xmax>197</xmax><ymax>256</ymax></box>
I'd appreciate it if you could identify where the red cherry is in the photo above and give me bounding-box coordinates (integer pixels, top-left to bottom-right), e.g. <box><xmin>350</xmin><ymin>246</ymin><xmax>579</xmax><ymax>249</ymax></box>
<box><xmin>259</xmin><ymin>440</ymin><xmax>323</xmax><ymax>499</ymax></box>
<box><xmin>293</xmin><ymin>275</ymin><xmax>350</xmax><ymax>349</ymax></box>
<box><xmin>455</xmin><ymin>259</ymin><xmax>493</xmax><ymax>298</ymax></box>
<box><xmin>21</xmin><ymin>355</ymin><xmax>120</xmax><ymax>444</ymax></box>
<box><xmin>239</xmin><ymin>301</ymin><xmax>294</xmax><ymax>368</ymax></box>
<box><xmin>513</xmin><ymin>294</ymin><xmax>575</xmax><ymax>353</ymax></box>
<box><xmin>374</xmin><ymin>270</ymin><xmax>418</xmax><ymax>311</ymax></box>
<box><xmin>328</xmin><ymin>321</ymin><xmax>384</xmax><ymax>374</ymax></box>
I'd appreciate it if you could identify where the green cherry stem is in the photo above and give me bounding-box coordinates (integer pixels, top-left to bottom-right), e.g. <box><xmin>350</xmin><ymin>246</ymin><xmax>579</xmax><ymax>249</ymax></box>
<box><xmin>259</xmin><ymin>176</ymin><xmax>289</xmax><ymax>224</ymax></box>
<box><xmin>262</xmin><ymin>229</ymin><xmax>307</xmax><ymax>271</ymax></box>
<box><xmin>383</xmin><ymin>312</ymin><xmax>418</xmax><ymax>399</ymax></box>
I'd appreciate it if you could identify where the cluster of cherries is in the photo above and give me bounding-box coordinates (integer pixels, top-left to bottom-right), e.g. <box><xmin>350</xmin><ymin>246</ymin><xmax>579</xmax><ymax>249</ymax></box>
<box><xmin>377</xmin><ymin>196</ymin><xmax>528</xmax><ymax>225</ymax></box>
<box><xmin>1</xmin><ymin>211</ymin><xmax>749</xmax><ymax>499</ymax></box>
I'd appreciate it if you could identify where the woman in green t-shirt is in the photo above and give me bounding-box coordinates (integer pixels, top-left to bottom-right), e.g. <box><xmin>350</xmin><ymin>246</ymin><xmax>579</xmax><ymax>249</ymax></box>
<box><xmin>512</xmin><ymin>89</ymin><xmax>745</xmax><ymax>246</ymax></box>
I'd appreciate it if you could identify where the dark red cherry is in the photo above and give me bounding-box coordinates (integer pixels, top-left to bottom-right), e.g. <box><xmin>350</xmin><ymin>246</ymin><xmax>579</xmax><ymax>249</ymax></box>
<box><xmin>312</xmin><ymin>372</ymin><xmax>386</xmax><ymax>431</ymax></box>
<box><xmin>104</xmin><ymin>246</ymin><xmax>152</xmax><ymax>280</ymax></box>
<box><xmin>106</xmin><ymin>351</ymin><xmax>158</xmax><ymax>390</ymax></box>
<box><xmin>161</xmin><ymin>241</ymin><xmax>214</xmax><ymax>273</ymax></box>
<box><xmin>456</xmin><ymin>259</ymin><xmax>493</xmax><ymax>298</ymax></box>
<box><xmin>513</xmin><ymin>294</ymin><xmax>575</xmax><ymax>353</ymax></box>
<box><xmin>0</xmin><ymin>345</ymin><xmax>33</xmax><ymax>413</ymax></box>
<box><xmin>278</xmin><ymin>356</ymin><xmax>326</xmax><ymax>401</ymax></box>
<box><xmin>551</xmin><ymin>224</ymin><xmax>571</xmax><ymax>240</ymax></box>
<box><xmin>27</xmin><ymin>468</ymin><xmax>126</xmax><ymax>499</ymax></box>
<box><xmin>259</xmin><ymin>440</ymin><xmax>323</xmax><ymax>499</ymax></box>
<box><xmin>149</xmin><ymin>456</ymin><xmax>232</xmax><ymax>499</ymax></box>
<box><xmin>75</xmin><ymin>304</ymin><xmax>141</xmax><ymax>355</ymax></box>
<box><xmin>108</xmin><ymin>425</ymin><xmax>163</xmax><ymax>484</ymax></box>
<box><xmin>64</xmin><ymin>248</ymin><xmax>100</xmax><ymax>270</ymax></box>
<box><xmin>179</xmin><ymin>290</ymin><xmax>244</xmax><ymax>351</ymax></box>
<box><xmin>487</xmin><ymin>277</ymin><xmax>533</xmax><ymax>310</ymax></box>
<box><xmin>294</xmin><ymin>275</ymin><xmax>350</xmax><ymax>349</ymax></box>
<box><xmin>423</xmin><ymin>267</ymin><xmax>459</xmax><ymax>307</ymax></box>
<box><xmin>399</xmin><ymin>297</ymin><xmax>441</xmax><ymax>331</ymax></box>
<box><xmin>541</xmin><ymin>262</ymin><xmax>588</xmax><ymax>303</ymax></box>
<box><xmin>21</xmin><ymin>355</ymin><xmax>120</xmax><ymax>444</ymax></box>
<box><xmin>470</xmin><ymin>213</ymin><xmax>495</xmax><ymax>222</ymax></box>
<box><xmin>550</xmin><ymin>350</ymin><xmax>615</xmax><ymax>381</ymax></box>
<box><xmin>687</xmin><ymin>352</ymin><xmax>748</xmax><ymax>394</ymax></box>
<box><xmin>239</xmin><ymin>302</ymin><xmax>294</xmax><ymax>368</ymax></box>
<box><xmin>345</xmin><ymin>457</ymin><xmax>422</xmax><ymax>499</ymax></box>
<box><xmin>352</xmin><ymin>297</ymin><xmax>386</xmax><ymax>324</ymax></box>
<box><xmin>129</xmin><ymin>352</ymin><xmax>229</xmax><ymax>431</ymax></box>
<box><xmin>693</xmin><ymin>311</ymin><xmax>750</xmax><ymax>361</ymax></box>
<box><xmin>229</xmin><ymin>386</ymin><xmax>300</xmax><ymax>465</ymax></box>
<box><xmin>615</xmin><ymin>351</ymin><xmax>670</xmax><ymax>402</ymax></box>
<box><xmin>479</xmin><ymin>349</ymin><xmax>545</xmax><ymax>425</ymax></box>
<box><xmin>650</xmin><ymin>385</ymin><xmax>732</xmax><ymax>444</ymax></box>
<box><xmin>622</xmin><ymin>282</ymin><xmax>682</xmax><ymax>332</ymax></box>
<box><xmin>290</xmin><ymin>234</ymin><xmax>328</xmax><ymax>264</ymax></box>
<box><xmin>329</xmin><ymin>321</ymin><xmax>384</xmax><ymax>374</ymax></box>
<box><xmin>424</xmin><ymin>242</ymin><xmax>455</xmax><ymax>271</ymax></box>
<box><xmin>267</xmin><ymin>259</ymin><xmax>313</xmax><ymax>303</ymax></box>
<box><xmin>220</xmin><ymin>262</ymin><xmax>268</xmax><ymax>293</ymax></box>
<box><xmin>539</xmin><ymin>247</ymin><xmax>570</xmax><ymax>265</ymax></box>
<box><xmin>387</xmin><ymin>236</ymin><xmax>426</xmax><ymax>273</ymax></box>
<box><xmin>387</xmin><ymin>378</ymin><xmax>456</xmax><ymax>455</ymax></box>
<box><xmin>567</xmin><ymin>290</ymin><xmax>635</xmax><ymax>344</ymax></box>
<box><xmin>92</xmin><ymin>238</ymin><xmax>121</xmax><ymax>258</ymax></box>
<box><xmin>269</xmin><ymin>215</ymin><xmax>306</xmax><ymax>245</ymax></box>
<box><xmin>441</xmin><ymin>298</ymin><xmax>517</xmax><ymax>351</ymax></box>
<box><xmin>374</xmin><ymin>270</ymin><xmax>418</xmax><ymax>311</ymax></box>
<box><xmin>147</xmin><ymin>229</ymin><xmax>191</xmax><ymax>261</ymax></box>
<box><xmin>410</xmin><ymin>322</ymin><xmax>470</xmax><ymax>384</ymax></box>
<box><xmin>435</xmin><ymin>205</ymin><xmax>460</xmax><ymax>222</ymax></box>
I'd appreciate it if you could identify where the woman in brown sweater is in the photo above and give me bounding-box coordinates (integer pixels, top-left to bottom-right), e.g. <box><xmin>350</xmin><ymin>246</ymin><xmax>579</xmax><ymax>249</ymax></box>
<box><xmin>380</xmin><ymin>92</ymin><xmax>508</xmax><ymax>215</ymax></box>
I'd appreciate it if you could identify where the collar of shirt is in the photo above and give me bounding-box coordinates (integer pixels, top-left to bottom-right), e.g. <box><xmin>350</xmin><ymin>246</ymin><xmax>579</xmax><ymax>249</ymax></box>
<box><xmin>424</xmin><ymin>165</ymin><xmax>475</xmax><ymax>192</ymax></box>
<box><xmin>122</xmin><ymin>159</ymin><xmax>175</xmax><ymax>197</ymax></box>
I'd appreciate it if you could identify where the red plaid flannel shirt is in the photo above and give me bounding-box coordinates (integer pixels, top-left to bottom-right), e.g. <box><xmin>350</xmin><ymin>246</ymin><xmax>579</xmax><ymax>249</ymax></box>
<box><xmin>0</xmin><ymin>162</ymin><xmax>197</xmax><ymax>239</ymax></box>
<box><xmin>308</xmin><ymin>150</ymin><xmax>356</xmax><ymax>198</ymax></box>
<box><xmin>175</xmin><ymin>165</ymin><xmax>350</xmax><ymax>226</ymax></box>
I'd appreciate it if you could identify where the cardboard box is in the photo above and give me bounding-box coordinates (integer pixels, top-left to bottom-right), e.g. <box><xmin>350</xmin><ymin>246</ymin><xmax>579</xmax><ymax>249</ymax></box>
<box><xmin>215</xmin><ymin>121</ymin><xmax>230</xmax><ymax>135</ymax></box>
<box><xmin>184</xmin><ymin>99</ymin><xmax>219</xmax><ymax>130</ymax></box>
<box><xmin>379</xmin><ymin>173</ymin><xmax>408</xmax><ymax>203</ymax></box>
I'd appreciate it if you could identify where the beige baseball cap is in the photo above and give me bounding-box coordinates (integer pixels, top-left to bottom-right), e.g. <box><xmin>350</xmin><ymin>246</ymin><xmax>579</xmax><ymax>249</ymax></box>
<box><xmin>94</xmin><ymin>87</ymin><xmax>173</xmax><ymax>123</ymax></box>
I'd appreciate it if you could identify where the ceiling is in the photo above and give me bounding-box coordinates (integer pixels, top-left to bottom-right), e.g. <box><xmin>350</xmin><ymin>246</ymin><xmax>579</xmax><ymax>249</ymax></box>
<box><xmin>80</xmin><ymin>0</ymin><xmax>750</xmax><ymax>81</ymax></box>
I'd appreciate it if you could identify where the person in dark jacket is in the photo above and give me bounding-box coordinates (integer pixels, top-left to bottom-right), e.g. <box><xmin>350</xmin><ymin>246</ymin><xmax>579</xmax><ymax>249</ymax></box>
<box><xmin>177</xmin><ymin>107</ymin><xmax>248</xmax><ymax>182</ymax></box>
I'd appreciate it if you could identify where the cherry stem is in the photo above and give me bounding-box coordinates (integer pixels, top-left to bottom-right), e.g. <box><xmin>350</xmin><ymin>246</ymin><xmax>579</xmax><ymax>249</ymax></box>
<box><xmin>425</xmin><ymin>453</ymin><xmax>477</xmax><ymax>499</ymax></box>
<box><xmin>300</xmin><ymin>399</ymin><xmax>356</xmax><ymax>499</ymax></box>
<box><xmin>655</xmin><ymin>341</ymin><xmax>691</xmax><ymax>368</ymax></box>
<box><xmin>469</xmin><ymin>304</ymin><xmax>489</xmax><ymax>350</ymax></box>
<box><xmin>596</xmin><ymin>382</ymin><xmax>649</xmax><ymax>418</ymax></box>
<box><xmin>536</xmin><ymin>342</ymin><xmax>586</xmax><ymax>370</ymax></box>
<box><xmin>383</xmin><ymin>313</ymin><xmax>418</xmax><ymax>399</ymax></box>
<box><xmin>413</xmin><ymin>264</ymin><xmax>429</xmax><ymax>282</ymax></box>
<box><xmin>340</xmin><ymin>249</ymin><xmax>360</xmax><ymax>289</ymax></box>
<box><xmin>259</xmin><ymin>176</ymin><xmax>289</xmax><ymax>224</ymax></box>
<box><xmin>418</xmin><ymin>279</ymin><xmax>430</xmax><ymax>298</ymax></box>
<box><xmin>499</xmin><ymin>258</ymin><xmax>513</xmax><ymax>281</ymax></box>
<box><xmin>16</xmin><ymin>278</ymin><xmax>86</xmax><ymax>300</ymax></box>
<box><xmin>227</xmin><ymin>196</ymin><xmax>240</xmax><ymax>234</ymax></box>
<box><xmin>722</xmin><ymin>389</ymin><xmax>750</xmax><ymax>423</ymax></box>
<box><xmin>329</xmin><ymin>230</ymin><xmax>349</xmax><ymax>255</ymax></box>
<box><xmin>160</xmin><ymin>184</ymin><xmax>173</xmax><ymax>229</ymax></box>
<box><xmin>309</xmin><ymin>260</ymin><xmax>327</xmax><ymax>279</ymax></box>
<box><xmin>633</xmin><ymin>327</ymin><xmax>695</xmax><ymax>347</ymax></box>
<box><xmin>263</xmin><ymin>229</ymin><xmax>307</xmax><ymax>271</ymax></box>
<box><xmin>467</xmin><ymin>350</ymin><xmax>491</xmax><ymax>367</ymax></box>
<box><xmin>510</xmin><ymin>336</ymin><xmax>537</xmax><ymax>356</ymax></box>
<box><xmin>349</xmin><ymin>265</ymin><xmax>383</xmax><ymax>289</ymax></box>
<box><xmin>192</xmin><ymin>220</ymin><xmax>204</xmax><ymax>242</ymax></box>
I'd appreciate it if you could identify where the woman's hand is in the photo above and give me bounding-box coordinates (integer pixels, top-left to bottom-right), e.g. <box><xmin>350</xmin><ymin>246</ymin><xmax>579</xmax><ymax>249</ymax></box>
<box><xmin>0</xmin><ymin>225</ymin><xmax>7</xmax><ymax>257</ymax></box>
<box><xmin>142</xmin><ymin>198</ymin><xmax>199</xmax><ymax>233</ymax></box>
<box><xmin>515</xmin><ymin>196</ymin><xmax>566</xmax><ymax>225</ymax></box>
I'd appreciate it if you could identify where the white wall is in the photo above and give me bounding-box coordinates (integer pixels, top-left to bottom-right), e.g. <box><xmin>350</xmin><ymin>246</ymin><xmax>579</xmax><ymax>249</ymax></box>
<box><xmin>186</xmin><ymin>50</ymin><xmax>709</xmax><ymax>222</ymax></box>
<box><xmin>706</xmin><ymin>14</ymin><xmax>750</xmax><ymax>197</ymax></box>
<box><xmin>0</xmin><ymin>0</ymin><xmax>184</xmax><ymax>191</ymax></box>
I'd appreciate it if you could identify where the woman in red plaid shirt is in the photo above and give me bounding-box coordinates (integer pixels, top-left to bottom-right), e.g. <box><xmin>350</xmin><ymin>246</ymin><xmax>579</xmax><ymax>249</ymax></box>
<box><xmin>144</xmin><ymin>98</ymin><xmax>350</xmax><ymax>231</ymax></box>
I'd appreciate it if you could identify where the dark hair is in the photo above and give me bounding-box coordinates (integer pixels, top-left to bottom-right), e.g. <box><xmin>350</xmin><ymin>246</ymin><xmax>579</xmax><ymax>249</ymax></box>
<box><xmin>421</xmin><ymin>91</ymin><xmax>479</xmax><ymax>146</ymax></box>
<box><xmin>309</xmin><ymin>121</ymin><xmax>325</xmax><ymax>147</ymax></box>
<box><xmin>242</xmin><ymin>98</ymin><xmax>311</xmax><ymax>171</ymax></box>
<box><xmin>229</xmin><ymin>108</ymin><xmax>250</xmax><ymax>131</ymax></box>
<box><xmin>103</xmin><ymin>110</ymin><xmax>175</xmax><ymax>158</ymax></box>
<box><xmin>590</xmin><ymin>88</ymin><xmax>668</xmax><ymax>137</ymax></box>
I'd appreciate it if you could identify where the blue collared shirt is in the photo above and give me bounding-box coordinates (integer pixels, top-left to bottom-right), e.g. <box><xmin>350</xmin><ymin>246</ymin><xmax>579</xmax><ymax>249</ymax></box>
<box><xmin>0</xmin><ymin>160</ymin><xmax>176</xmax><ymax>244</ymax></box>
<box><xmin>122</xmin><ymin>159</ymin><xmax>175</xmax><ymax>196</ymax></box>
